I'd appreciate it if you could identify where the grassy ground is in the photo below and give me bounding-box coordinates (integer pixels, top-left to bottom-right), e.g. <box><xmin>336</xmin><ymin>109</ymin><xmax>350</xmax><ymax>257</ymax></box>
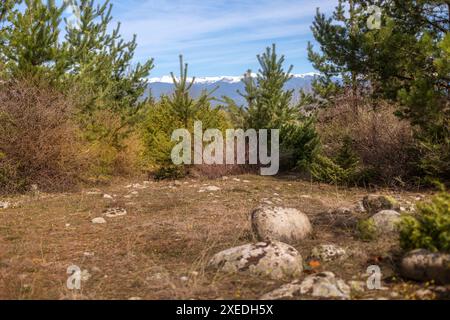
<box><xmin>0</xmin><ymin>175</ymin><xmax>444</xmax><ymax>300</ymax></box>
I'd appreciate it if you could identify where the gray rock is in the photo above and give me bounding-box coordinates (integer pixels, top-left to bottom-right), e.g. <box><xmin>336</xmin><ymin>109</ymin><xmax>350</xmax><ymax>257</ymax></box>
<box><xmin>251</xmin><ymin>206</ymin><xmax>312</xmax><ymax>244</ymax></box>
<box><xmin>208</xmin><ymin>241</ymin><xmax>303</xmax><ymax>280</ymax></box>
<box><xmin>400</xmin><ymin>249</ymin><xmax>450</xmax><ymax>284</ymax></box>
<box><xmin>363</xmin><ymin>195</ymin><xmax>400</xmax><ymax>214</ymax></box>
<box><xmin>260</xmin><ymin>272</ymin><xmax>350</xmax><ymax>300</ymax></box>
<box><xmin>368</xmin><ymin>210</ymin><xmax>401</xmax><ymax>234</ymax></box>
<box><xmin>311</xmin><ymin>244</ymin><xmax>346</xmax><ymax>262</ymax></box>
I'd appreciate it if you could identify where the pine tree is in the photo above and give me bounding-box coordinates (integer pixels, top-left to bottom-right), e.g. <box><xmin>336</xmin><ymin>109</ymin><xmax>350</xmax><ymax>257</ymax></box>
<box><xmin>240</xmin><ymin>44</ymin><xmax>296</xmax><ymax>130</ymax></box>
<box><xmin>64</xmin><ymin>0</ymin><xmax>154</xmax><ymax>146</ymax></box>
<box><xmin>143</xmin><ymin>55</ymin><xmax>228</xmax><ymax>171</ymax></box>
<box><xmin>1</xmin><ymin>0</ymin><xmax>66</xmax><ymax>80</ymax></box>
<box><xmin>228</xmin><ymin>44</ymin><xmax>321</xmax><ymax>171</ymax></box>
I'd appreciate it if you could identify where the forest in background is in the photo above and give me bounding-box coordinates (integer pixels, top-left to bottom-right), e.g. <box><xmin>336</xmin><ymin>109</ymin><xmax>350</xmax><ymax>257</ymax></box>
<box><xmin>0</xmin><ymin>0</ymin><xmax>448</xmax><ymax>193</ymax></box>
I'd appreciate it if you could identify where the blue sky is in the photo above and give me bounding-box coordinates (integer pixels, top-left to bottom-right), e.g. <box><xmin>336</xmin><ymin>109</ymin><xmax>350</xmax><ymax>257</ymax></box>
<box><xmin>91</xmin><ymin>0</ymin><xmax>337</xmax><ymax>77</ymax></box>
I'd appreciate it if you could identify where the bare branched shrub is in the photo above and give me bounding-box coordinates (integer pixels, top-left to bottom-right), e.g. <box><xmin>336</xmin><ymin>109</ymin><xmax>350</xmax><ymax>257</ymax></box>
<box><xmin>317</xmin><ymin>95</ymin><xmax>415</xmax><ymax>185</ymax></box>
<box><xmin>0</xmin><ymin>80</ymin><xmax>86</xmax><ymax>193</ymax></box>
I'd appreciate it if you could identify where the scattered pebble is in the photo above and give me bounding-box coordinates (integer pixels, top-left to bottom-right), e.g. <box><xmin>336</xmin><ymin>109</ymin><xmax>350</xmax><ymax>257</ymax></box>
<box><xmin>199</xmin><ymin>186</ymin><xmax>221</xmax><ymax>193</ymax></box>
<box><xmin>103</xmin><ymin>194</ymin><xmax>113</xmax><ymax>200</ymax></box>
<box><xmin>103</xmin><ymin>207</ymin><xmax>127</xmax><ymax>218</ymax></box>
<box><xmin>92</xmin><ymin>217</ymin><xmax>107</xmax><ymax>224</ymax></box>
<box><xmin>0</xmin><ymin>201</ymin><xmax>10</xmax><ymax>209</ymax></box>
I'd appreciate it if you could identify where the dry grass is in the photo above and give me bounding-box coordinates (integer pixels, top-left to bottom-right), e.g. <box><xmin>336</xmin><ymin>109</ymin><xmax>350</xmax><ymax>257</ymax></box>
<box><xmin>317</xmin><ymin>96</ymin><xmax>415</xmax><ymax>185</ymax></box>
<box><xmin>0</xmin><ymin>174</ymin><xmax>438</xmax><ymax>300</ymax></box>
<box><xmin>0</xmin><ymin>80</ymin><xmax>86</xmax><ymax>193</ymax></box>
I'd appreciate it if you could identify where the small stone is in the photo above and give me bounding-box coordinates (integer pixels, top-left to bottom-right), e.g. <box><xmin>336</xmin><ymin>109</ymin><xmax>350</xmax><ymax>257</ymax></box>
<box><xmin>174</xmin><ymin>180</ymin><xmax>182</xmax><ymax>186</ymax></box>
<box><xmin>232</xmin><ymin>178</ymin><xmax>241</xmax><ymax>182</ymax></box>
<box><xmin>92</xmin><ymin>217</ymin><xmax>107</xmax><ymax>224</ymax></box>
<box><xmin>103</xmin><ymin>207</ymin><xmax>127</xmax><ymax>218</ymax></box>
<box><xmin>83</xmin><ymin>252</ymin><xmax>95</xmax><ymax>257</ymax></box>
<box><xmin>0</xmin><ymin>201</ymin><xmax>10</xmax><ymax>209</ymax></box>
<box><xmin>414</xmin><ymin>289</ymin><xmax>434</xmax><ymax>299</ymax></box>
<box><xmin>251</xmin><ymin>206</ymin><xmax>312</xmax><ymax>244</ymax></box>
<box><xmin>349</xmin><ymin>281</ymin><xmax>366</xmax><ymax>293</ymax></box>
<box><xmin>180</xmin><ymin>276</ymin><xmax>189</xmax><ymax>282</ymax></box>
<box><xmin>80</xmin><ymin>270</ymin><xmax>91</xmax><ymax>281</ymax></box>
<box><xmin>311</xmin><ymin>244</ymin><xmax>347</xmax><ymax>262</ymax></box>
<box><xmin>199</xmin><ymin>186</ymin><xmax>221</xmax><ymax>193</ymax></box>
<box><xmin>103</xmin><ymin>194</ymin><xmax>113</xmax><ymax>200</ymax></box>
<box><xmin>128</xmin><ymin>297</ymin><xmax>142</xmax><ymax>300</ymax></box>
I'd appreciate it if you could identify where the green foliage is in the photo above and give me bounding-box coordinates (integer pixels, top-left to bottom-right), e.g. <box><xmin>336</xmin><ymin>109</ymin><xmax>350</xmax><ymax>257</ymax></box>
<box><xmin>225</xmin><ymin>44</ymin><xmax>321</xmax><ymax>172</ymax></box>
<box><xmin>142</xmin><ymin>55</ymin><xmax>229</xmax><ymax>174</ymax></box>
<box><xmin>310</xmin><ymin>136</ymin><xmax>375</xmax><ymax>186</ymax></box>
<box><xmin>357</xmin><ymin>218</ymin><xmax>378</xmax><ymax>241</ymax></box>
<box><xmin>153</xmin><ymin>166</ymin><xmax>186</xmax><ymax>181</ymax></box>
<box><xmin>400</xmin><ymin>187</ymin><xmax>450</xmax><ymax>253</ymax></box>
<box><xmin>1</xmin><ymin>0</ymin><xmax>66</xmax><ymax>80</ymax></box>
<box><xmin>238</xmin><ymin>44</ymin><xmax>296</xmax><ymax>130</ymax></box>
<box><xmin>336</xmin><ymin>136</ymin><xmax>359</xmax><ymax>170</ymax></box>
<box><xmin>280</xmin><ymin>118</ymin><xmax>321</xmax><ymax>170</ymax></box>
<box><xmin>0</xmin><ymin>0</ymin><xmax>154</xmax><ymax>179</ymax></box>
<box><xmin>63</xmin><ymin>0</ymin><xmax>154</xmax><ymax>146</ymax></box>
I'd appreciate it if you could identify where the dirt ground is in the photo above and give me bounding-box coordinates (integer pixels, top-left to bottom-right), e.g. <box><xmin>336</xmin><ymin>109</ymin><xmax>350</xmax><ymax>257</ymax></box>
<box><xmin>0</xmin><ymin>175</ymin><xmax>446</xmax><ymax>300</ymax></box>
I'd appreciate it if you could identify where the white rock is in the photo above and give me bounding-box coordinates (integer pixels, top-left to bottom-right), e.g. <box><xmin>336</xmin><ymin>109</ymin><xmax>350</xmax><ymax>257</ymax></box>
<box><xmin>92</xmin><ymin>217</ymin><xmax>107</xmax><ymax>224</ymax></box>
<box><xmin>311</xmin><ymin>244</ymin><xmax>347</xmax><ymax>262</ymax></box>
<box><xmin>103</xmin><ymin>194</ymin><xmax>113</xmax><ymax>200</ymax></box>
<box><xmin>208</xmin><ymin>241</ymin><xmax>303</xmax><ymax>280</ymax></box>
<box><xmin>369</xmin><ymin>210</ymin><xmax>401</xmax><ymax>234</ymax></box>
<box><xmin>80</xmin><ymin>270</ymin><xmax>91</xmax><ymax>281</ymax></box>
<box><xmin>298</xmin><ymin>272</ymin><xmax>351</xmax><ymax>299</ymax></box>
<box><xmin>251</xmin><ymin>206</ymin><xmax>312</xmax><ymax>244</ymax></box>
<box><xmin>0</xmin><ymin>201</ymin><xmax>10</xmax><ymax>209</ymax></box>
<box><xmin>199</xmin><ymin>186</ymin><xmax>221</xmax><ymax>193</ymax></box>
<box><xmin>261</xmin><ymin>272</ymin><xmax>350</xmax><ymax>300</ymax></box>
<box><xmin>232</xmin><ymin>178</ymin><xmax>241</xmax><ymax>182</ymax></box>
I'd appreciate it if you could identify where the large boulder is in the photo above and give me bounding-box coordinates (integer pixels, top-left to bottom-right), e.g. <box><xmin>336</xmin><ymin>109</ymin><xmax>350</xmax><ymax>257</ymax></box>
<box><xmin>208</xmin><ymin>241</ymin><xmax>303</xmax><ymax>280</ymax></box>
<box><xmin>363</xmin><ymin>195</ymin><xmax>400</xmax><ymax>215</ymax></box>
<box><xmin>260</xmin><ymin>272</ymin><xmax>350</xmax><ymax>300</ymax></box>
<box><xmin>400</xmin><ymin>249</ymin><xmax>450</xmax><ymax>284</ymax></box>
<box><xmin>251</xmin><ymin>206</ymin><xmax>312</xmax><ymax>244</ymax></box>
<box><xmin>368</xmin><ymin>210</ymin><xmax>401</xmax><ymax>234</ymax></box>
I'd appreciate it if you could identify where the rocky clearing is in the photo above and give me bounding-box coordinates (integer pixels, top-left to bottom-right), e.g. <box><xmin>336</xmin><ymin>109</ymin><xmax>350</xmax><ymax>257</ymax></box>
<box><xmin>0</xmin><ymin>175</ymin><xmax>448</xmax><ymax>300</ymax></box>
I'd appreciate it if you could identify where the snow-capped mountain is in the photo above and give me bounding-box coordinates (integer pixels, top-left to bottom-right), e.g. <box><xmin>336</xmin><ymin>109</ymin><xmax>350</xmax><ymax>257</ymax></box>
<box><xmin>146</xmin><ymin>73</ymin><xmax>319</xmax><ymax>106</ymax></box>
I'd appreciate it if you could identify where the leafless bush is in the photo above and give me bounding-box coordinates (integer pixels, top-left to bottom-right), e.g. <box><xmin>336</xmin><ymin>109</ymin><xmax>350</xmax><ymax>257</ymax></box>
<box><xmin>0</xmin><ymin>80</ymin><xmax>86</xmax><ymax>193</ymax></box>
<box><xmin>317</xmin><ymin>95</ymin><xmax>415</xmax><ymax>184</ymax></box>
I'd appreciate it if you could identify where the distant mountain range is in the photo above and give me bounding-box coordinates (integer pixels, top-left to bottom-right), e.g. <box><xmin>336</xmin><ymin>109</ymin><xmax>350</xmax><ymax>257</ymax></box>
<box><xmin>146</xmin><ymin>73</ymin><xmax>319</xmax><ymax>106</ymax></box>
